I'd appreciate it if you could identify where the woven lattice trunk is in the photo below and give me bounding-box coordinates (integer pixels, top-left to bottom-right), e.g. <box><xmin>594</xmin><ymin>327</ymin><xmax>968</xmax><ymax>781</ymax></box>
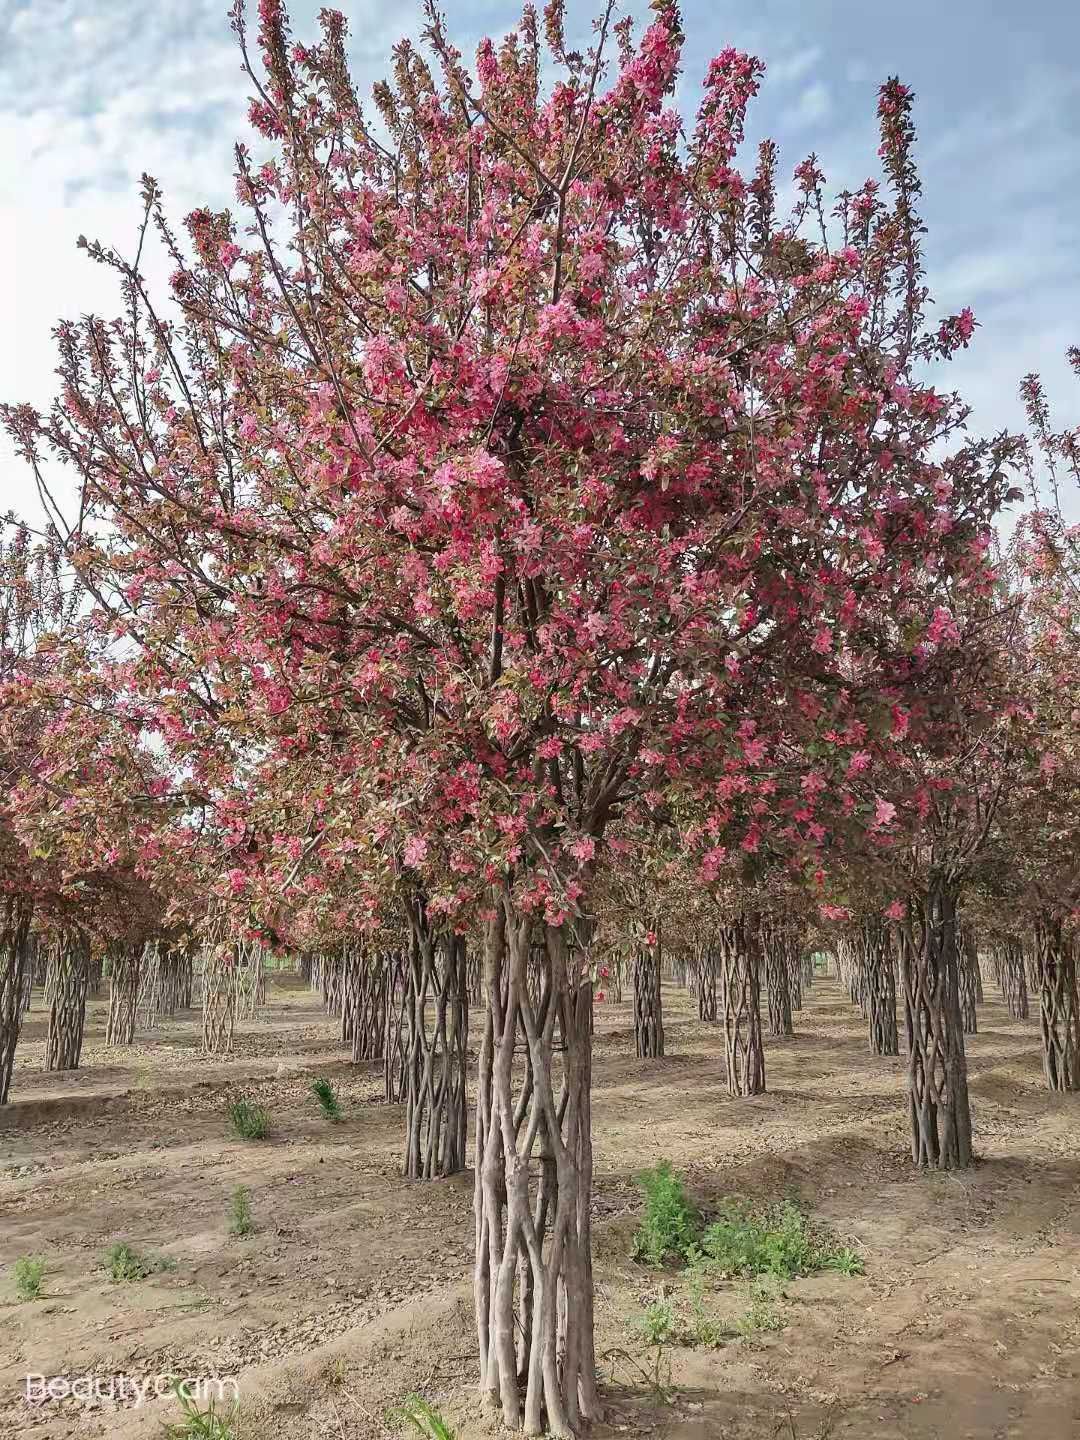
<box><xmin>473</xmin><ymin>899</ymin><xmax>598</xmax><ymax>1437</ymax></box>
<box><xmin>0</xmin><ymin>902</ymin><xmax>32</xmax><ymax>1104</ymax></box>
<box><xmin>1034</xmin><ymin>913</ymin><xmax>1080</xmax><ymax>1092</ymax></box>
<box><xmin>44</xmin><ymin>932</ymin><xmax>90</xmax><ymax>1072</ymax></box>
<box><xmin>898</xmin><ymin>879</ymin><xmax>972</xmax><ymax>1168</ymax></box>
<box><xmin>105</xmin><ymin>945</ymin><xmax>141</xmax><ymax>1045</ymax></box>
<box><xmin>718</xmin><ymin>917</ymin><xmax>765</xmax><ymax>1097</ymax></box>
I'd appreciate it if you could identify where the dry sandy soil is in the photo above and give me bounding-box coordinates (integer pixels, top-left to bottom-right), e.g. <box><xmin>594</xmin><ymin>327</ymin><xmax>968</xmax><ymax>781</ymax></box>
<box><xmin>1</xmin><ymin>974</ymin><xmax>1078</xmax><ymax>1440</ymax></box>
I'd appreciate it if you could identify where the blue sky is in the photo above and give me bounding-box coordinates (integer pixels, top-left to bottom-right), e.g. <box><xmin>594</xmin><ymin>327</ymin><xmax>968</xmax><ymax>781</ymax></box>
<box><xmin>2</xmin><ymin>0</ymin><xmax>1077</xmax><ymax>522</ymax></box>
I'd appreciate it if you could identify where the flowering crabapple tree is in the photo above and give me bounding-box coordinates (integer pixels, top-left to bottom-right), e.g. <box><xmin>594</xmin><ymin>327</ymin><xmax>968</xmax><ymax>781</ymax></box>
<box><xmin>1006</xmin><ymin>361</ymin><xmax>1080</xmax><ymax>1088</ymax></box>
<box><xmin>4</xmin><ymin>0</ymin><xmax>1017</xmax><ymax>1427</ymax></box>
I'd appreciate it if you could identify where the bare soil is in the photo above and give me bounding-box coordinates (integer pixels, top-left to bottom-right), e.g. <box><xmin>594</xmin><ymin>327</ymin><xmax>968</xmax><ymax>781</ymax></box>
<box><xmin>1</xmin><ymin>976</ymin><xmax>1078</xmax><ymax>1440</ymax></box>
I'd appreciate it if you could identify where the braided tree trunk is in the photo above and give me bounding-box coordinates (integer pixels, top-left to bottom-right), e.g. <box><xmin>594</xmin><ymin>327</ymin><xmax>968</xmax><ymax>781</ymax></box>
<box><xmin>44</xmin><ymin>932</ymin><xmax>90</xmax><ymax>1072</ymax></box>
<box><xmin>105</xmin><ymin>944</ymin><xmax>141</xmax><ymax>1046</ymax></box>
<box><xmin>801</xmin><ymin>952</ymin><xmax>814</xmax><ymax>995</ymax></box>
<box><xmin>761</xmin><ymin>921</ymin><xmax>793</xmax><ymax>1038</ymax></box>
<box><xmin>957</xmin><ymin>923</ymin><xmax>979</xmax><ymax>1035</ymax></box>
<box><xmin>0</xmin><ymin>901</ymin><xmax>32</xmax><ymax>1104</ymax></box>
<box><xmin>401</xmin><ymin>903</ymin><xmax>469</xmax><ymax>1180</ymax></box>
<box><xmin>138</xmin><ymin>942</ymin><xmax>163</xmax><ymax>1028</ymax></box>
<box><xmin>384</xmin><ymin>950</ymin><xmax>410</xmax><ymax>1102</ymax></box>
<box><xmin>323</xmin><ymin>952</ymin><xmax>344</xmax><ymax>1020</ymax></box>
<box><xmin>202</xmin><ymin>945</ymin><xmax>236</xmax><ymax>1055</ymax></box>
<box><xmin>998</xmin><ymin>936</ymin><xmax>1029</xmax><ymax>1020</ymax></box>
<box><xmin>1034</xmin><ymin>913</ymin><xmax>1080</xmax><ymax>1092</ymax></box>
<box><xmin>696</xmin><ymin>944</ymin><xmax>717</xmax><ymax>1022</ymax></box>
<box><xmin>474</xmin><ymin>897</ymin><xmax>598</xmax><ymax>1437</ymax></box>
<box><xmin>788</xmin><ymin>940</ymin><xmax>803</xmax><ymax>1013</ymax></box>
<box><xmin>861</xmin><ymin>918</ymin><xmax>898</xmax><ymax>1056</ymax></box>
<box><xmin>341</xmin><ymin>947</ymin><xmax>361</xmax><ymax>1048</ymax></box>
<box><xmin>349</xmin><ymin>953</ymin><xmax>388</xmax><ymax>1063</ymax></box>
<box><xmin>632</xmin><ymin>937</ymin><xmax>664</xmax><ymax>1058</ymax></box>
<box><xmin>718</xmin><ymin>917</ymin><xmax>765</xmax><ymax>1097</ymax></box>
<box><xmin>897</xmin><ymin>879</ymin><xmax>972</xmax><ymax>1169</ymax></box>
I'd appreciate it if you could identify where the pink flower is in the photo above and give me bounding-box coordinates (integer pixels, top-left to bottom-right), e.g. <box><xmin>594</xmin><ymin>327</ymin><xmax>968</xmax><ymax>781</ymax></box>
<box><xmin>403</xmin><ymin>836</ymin><xmax>428</xmax><ymax>867</ymax></box>
<box><xmin>812</xmin><ymin>625</ymin><xmax>832</xmax><ymax>655</ymax></box>
<box><xmin>219</xmin><ymin>242</ymin><xmax>241</xmax><ymax>271</ymax></box>
<box><xmin>872</xmin><ymin>797</ymin><xmax>897</xmax><ymax>829</ymax></box>
<box><xmin>885</xmin><ymin>900</ymin><xmax>905</xmax><ymax>921</ymax></box>
<box><xmin>570</xmin><ymin>836</ymin><xmax>596</xmax><ymax>863</ymax></box>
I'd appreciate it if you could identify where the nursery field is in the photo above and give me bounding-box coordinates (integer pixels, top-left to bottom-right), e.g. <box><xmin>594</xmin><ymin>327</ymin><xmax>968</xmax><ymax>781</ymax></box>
<box><xmin>1</xmin><ymin>975</ymin><xmax>1078</xmax><ymax>1440</ymax></box>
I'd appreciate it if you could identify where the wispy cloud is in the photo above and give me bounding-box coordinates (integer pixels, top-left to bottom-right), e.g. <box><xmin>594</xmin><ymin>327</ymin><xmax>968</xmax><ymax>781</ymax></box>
<box><xmin>2</xmin><ymin>0</ymin><xmax>1077</xmax><ymax>523</ymax></box>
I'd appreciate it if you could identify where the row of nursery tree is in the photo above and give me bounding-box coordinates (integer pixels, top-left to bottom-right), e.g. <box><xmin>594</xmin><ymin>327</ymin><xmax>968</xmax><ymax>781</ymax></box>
<box><xmin>0</xmin><ymin>2</ymin><xmax>1077</xmax><ymax>1434</ymax></box>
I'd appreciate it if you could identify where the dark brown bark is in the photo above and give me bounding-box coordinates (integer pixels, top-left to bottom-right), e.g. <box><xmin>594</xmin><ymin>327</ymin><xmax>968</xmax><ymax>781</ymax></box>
<box><xmin>474</xmin><ymin>895</ymin><xmax>598</xmax><ymax>1437</ymax></box>
<box><xmin>898</xmin><ymin>879</ymin><xmax>972</xmax><ymax>1169</ymax></box>
<box><xmin>632</xmin><ymin>940</ymin><xmax>664</xmax><ymax>1057</ymax></box>
<box><xmin>44</xmin><ymin>932</ymin><xmax>90</xmax><ymax>1072</ymax></box>
<box><xmin>0</xmin><ymin>901</ymin><xmax>32</xmax><ymax>1105</ymax></box>
<box><xmin>718</xmin><ymin>917</ymin><xmax>765</xmax><ymax>1097</ymax></box>
<box><xmin>105</xmin><ymin>944</ymin><xmax>141</xmax><ymax>1046</ymax></box>
<box><xmin>1034</xmin><ymin>913</ymin><xmax>1080</xmax><ymax>1092</ymax></box>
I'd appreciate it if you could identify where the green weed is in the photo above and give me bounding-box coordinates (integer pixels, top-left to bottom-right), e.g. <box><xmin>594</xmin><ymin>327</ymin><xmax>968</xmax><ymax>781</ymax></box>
<box><xmin>228</xmin><ymin>1186</ymin><xmax>254</xmax><ymax>1237</ymax></box>
<box><xmin>104</xmin><ymin>1241</ymin><xmax>176</xmax><ymax>1283</ymax></box>
<box><xmin>13</xmin><ymin>1255</ymin><xmax>45</xmax><ymax>1301</ymax></box>
<box><xmin>700</xmin><ymin>1198</ymin><xmax>864</xmax><ymax>1280</ymax></box>
<box><xmin>638</xmin><ymin>1297</ymin><xmax>676</xmax><ymax>1347</ymax></box>
<box><xmin>631</xmin><ymin>1161</ymin><xmax>701</xmax><ymax>1266</ymax></box>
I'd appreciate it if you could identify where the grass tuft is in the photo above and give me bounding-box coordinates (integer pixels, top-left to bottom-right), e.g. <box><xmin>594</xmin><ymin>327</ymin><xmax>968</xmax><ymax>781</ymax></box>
<box><xmin>390</xmin><ymin>1395</ymin><xmax>457</xmax><ymax>1438</ymax></box>
<box><xmin>226</xmin><ymin>1095</ymin><xmax>271</xmax><ymax>1141</ymax></box>
<box><xmin>160</xmin><ymin>1382</ymin><xmax>239</xmax><ymax>1438</ymax></box>
<box><xmin>311</xmin><ymin>1076</ymin><xmax>342</xmax><ymax>1122</ymax></box>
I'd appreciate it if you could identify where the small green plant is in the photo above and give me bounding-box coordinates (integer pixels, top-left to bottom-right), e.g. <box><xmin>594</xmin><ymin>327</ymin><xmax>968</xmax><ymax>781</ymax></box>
<box><xmin>226</xmin><ymin>1095</ymin><xmax>271</xmax><ymax>1140</ymax></box>
<box><xmin>311</xmin><ymin>1076</ymin><xmax>342</xmax><ymax>1122</ymax></box>
<box><xmin>104</xmin><ymin>1241</ymin><xmax>176</xmax><ymax>1283</ymax></box>
<box><xmin>228</xmin><ymin>1186</ymin><xmax>254</xmax><ymax>1237</ymax></box>
<box><xmin>822</xmin><ymin>1244</ymin><xmax>865</xmax><ymax>1276</ymax></box>
<box><xmin>161</xmin><ymin>1382</ymin><xmax>239</xmax><ymax>1439</ymax></box>
<box><xmin>700</xmin><ymin>1198</ymin><xmax>863</xmax><ymax>1280</ymax></box>
<box><xmin>13</xmin><ymin>1255</ymin><xmax>45</xmax><ymax>1301</ymax></box>
<box><xmin>632</xmin><ymin>1161</ymin><xmax>701</xmax><ymax>1266</ymax></box>
<box><xmin>390</xmin><ymin>1395</ymin><xmax>456</xmax><ymax>1439</ymax></box>
<box><xmin>638</xmin><ymin>1296</ymin><xmax>676</xmax><ymax>1347</ymax></box>
<box><xmin>726</xmin><ymin>1275</ymin><xmax>787</xmax><ymax>1338</ymax></box>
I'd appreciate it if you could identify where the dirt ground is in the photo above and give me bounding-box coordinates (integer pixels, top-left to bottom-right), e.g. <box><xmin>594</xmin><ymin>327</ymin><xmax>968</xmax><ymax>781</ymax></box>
<box><xmin>1</xmin><ymin>974</ymin><xmax>1078</xmax><ymax>1440</ymax></box>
